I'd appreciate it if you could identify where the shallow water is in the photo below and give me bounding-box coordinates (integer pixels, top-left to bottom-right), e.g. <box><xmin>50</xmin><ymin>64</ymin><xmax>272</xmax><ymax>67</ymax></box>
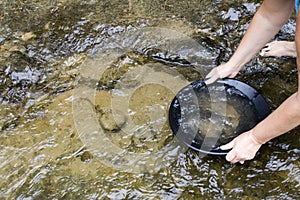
<box><xmin>0</xmin><ymin>0</ymin><xmax>299</xmax><ymax>199</ymax></box>
<box><xmin>172</xmin><ymin>81</ymin><xmax>261</xmax><ymax>151</ymax></box>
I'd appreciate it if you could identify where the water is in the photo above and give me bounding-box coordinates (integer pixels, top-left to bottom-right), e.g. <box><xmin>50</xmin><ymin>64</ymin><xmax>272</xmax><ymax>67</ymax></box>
<box><xmin>0</xmin><ymin>0</ymin><xmax>299</xmax><ymax>199</ymax></box>
<box><xmin>172</xmin><ymin>81</ymin><xmax>261</xmax><ymax>150</ymax></box>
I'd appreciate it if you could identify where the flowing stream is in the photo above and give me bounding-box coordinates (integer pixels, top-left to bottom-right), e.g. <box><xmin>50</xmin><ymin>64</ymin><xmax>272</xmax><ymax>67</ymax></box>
<box><xmin>0</xmin><ymin>0</ymin><xmax>299</xmax><ymax>199</ymax></box>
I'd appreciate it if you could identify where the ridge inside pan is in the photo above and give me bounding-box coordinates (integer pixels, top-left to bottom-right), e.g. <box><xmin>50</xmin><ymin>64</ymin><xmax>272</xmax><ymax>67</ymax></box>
<box><xmin>168</xmin><ymin>78</ymin><xmax>270</xmax><ymax>155</ymax></box>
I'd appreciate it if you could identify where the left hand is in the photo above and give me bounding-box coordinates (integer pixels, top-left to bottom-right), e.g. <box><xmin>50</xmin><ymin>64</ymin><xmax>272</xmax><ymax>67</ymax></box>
<box><xmin>220</xmin><ymin>130</ymin><xmax>262</xmax><ymax>163</ymax></box>
<box><xmin>205</xmin><ymin>62</ymin><xmax>240</xmax><ymax>85</ymax></box>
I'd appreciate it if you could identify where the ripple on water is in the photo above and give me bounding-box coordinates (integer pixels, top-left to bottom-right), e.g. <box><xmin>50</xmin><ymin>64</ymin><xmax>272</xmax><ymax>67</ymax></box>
<box><xmin>0</xmin><ymin>0</ymin><xmax>299</xmax><ymax>199</ymax></box>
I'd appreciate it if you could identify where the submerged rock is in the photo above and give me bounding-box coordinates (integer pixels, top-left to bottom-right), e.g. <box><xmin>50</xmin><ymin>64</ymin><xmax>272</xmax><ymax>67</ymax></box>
<box><xmin>99</xmin><ymin>110</ymin><xmax>127</xmax><ymax>132</ymax></box>
<box><xmin>94</xmin><ymin>90</ymin><xmax>127</xmax><ymax>131</ymax></box>
<box><xmin>197</xmin><ymin>104</ymin><xmax>240</xmax><ymax>140</ymax></box>
<box><xmin>80</xmin><ymin>151</ymin><xmax>93</xmax><ymax>162</ymax></box>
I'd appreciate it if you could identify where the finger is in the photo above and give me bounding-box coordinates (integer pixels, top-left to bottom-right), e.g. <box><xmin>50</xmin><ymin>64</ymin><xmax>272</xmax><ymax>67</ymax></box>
<box><xmin>205</xmin><ymin>68</ymin><xmax>217</xmax><ymax>78</ymax></box>
<box><xmin>220</xmin><ymin>140</ymin><xmax>234</xmax><ymax>150</ymax></box>
<box><xmin>205</xmin><ymin>69</ymin><xmax>220</xmax><ymax>84</ymax></box>
<box><xmin>225</xmin><ymin>150</ymin><xmax>236</xmax><ymax>162</ymax></box>
<box><xmin>259</xmin><ymin>51</ymin><xmax>265</xmax><ymax>57</ymax></box>
<box><xmin>260</xmin><ymin>47</ymin><xmax>270</xmax><ymax>56</ymax></box>
<box><xmin>204</xmin><ymin>76</ymin><xmax>218</xmax><ymax>85</ymax></box>
<box><xmin>231</xmin><ymin>158</ymin><xmax>240</xmax><ymax>164</ymax></box>
<box><xmin>231</xmin><ymin>156</ymin><xmax>245</xmax><ymax>164</ymax></box>
<box><xmin>260</xmin><ymin>51</ymin><xmax>269</xmax><ymax>57</ymax></box>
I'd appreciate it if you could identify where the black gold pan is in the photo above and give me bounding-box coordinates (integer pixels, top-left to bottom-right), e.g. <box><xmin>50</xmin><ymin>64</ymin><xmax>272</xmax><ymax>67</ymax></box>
<box><xmin>168</xmin><ymin>78</ymin><xmax>271</xmax><ymax>155</ymax></box>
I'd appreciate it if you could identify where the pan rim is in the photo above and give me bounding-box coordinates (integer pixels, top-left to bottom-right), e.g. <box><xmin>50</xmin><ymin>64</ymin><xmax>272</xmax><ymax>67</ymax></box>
<box><xmin>168</xmin><ymin>78</ymin><xmax>271</xmax><ymax>156</ymax></box>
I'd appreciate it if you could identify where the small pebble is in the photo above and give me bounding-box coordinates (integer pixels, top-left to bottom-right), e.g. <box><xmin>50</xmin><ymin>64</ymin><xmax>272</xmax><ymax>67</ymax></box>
<box><xmin>81</xmin><ymin>151</ymin><xmax>93</xmax><ymax>162</ymax></box>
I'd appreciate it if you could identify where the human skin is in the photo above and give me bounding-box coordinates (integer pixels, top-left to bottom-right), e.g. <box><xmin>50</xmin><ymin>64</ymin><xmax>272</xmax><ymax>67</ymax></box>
<box><xmin>260</xmin><ymin>41</ymin><xmax>296</xmax><ymax>57</ymax></box>
<box><xmin>205</xmin><ymin>0</ymin><xmax>300</xmax><ymax>163</ymax></box>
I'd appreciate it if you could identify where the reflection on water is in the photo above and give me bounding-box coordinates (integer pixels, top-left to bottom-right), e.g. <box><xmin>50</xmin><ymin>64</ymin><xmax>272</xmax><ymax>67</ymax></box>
<box><xmin>0</xmin><ymin>0</ymin><xmax>299</xmax><ymax>199</ymax></box>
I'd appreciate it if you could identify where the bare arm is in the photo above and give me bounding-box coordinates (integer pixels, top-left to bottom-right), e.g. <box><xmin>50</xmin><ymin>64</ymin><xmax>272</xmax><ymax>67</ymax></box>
<box><xmin>206</xmin><ymin>0</ymin><xmax>295</xmax><ymax>83</ymax></box>
<box><xmin>216</xmin><ymin>0</ymin><xmax>300</xmax><ymax>163</ymax></box>
<box><xmin>229</xmin><ymin>0</ymin><xmax>294</xmax><ymax>68</ymax></box>
<box><xmin>223</xmin><ymin>41</ymin><xmax>300</xmax><ymax>163</ymax></box>
<box><xmin>252</xmin><ymin>4</ymin><xmax>300</xmax><ymax>144</ymax></box>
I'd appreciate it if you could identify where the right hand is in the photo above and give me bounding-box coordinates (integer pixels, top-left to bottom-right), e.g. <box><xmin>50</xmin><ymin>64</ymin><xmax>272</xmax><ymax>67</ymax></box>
<box><xmin>205</xmin><ymin>62</ymin><xmax>241</xmax><ymax>84</ymax></box>
<box><xmin>220</xmin><ymin>130</ymin><xmax>262</xmax><ymax>163</ymax></box>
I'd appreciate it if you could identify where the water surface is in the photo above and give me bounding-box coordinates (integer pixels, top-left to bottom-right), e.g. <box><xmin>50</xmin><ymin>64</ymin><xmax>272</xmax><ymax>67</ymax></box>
<box><xmin>0</xmin><ymin>0</ymin><xmax>299</xmax><ymax>199</ymax></box>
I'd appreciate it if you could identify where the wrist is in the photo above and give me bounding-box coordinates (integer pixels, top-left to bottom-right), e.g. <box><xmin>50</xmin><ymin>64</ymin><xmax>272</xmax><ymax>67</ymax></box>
<box><xmin>248</xmin><ymin>130</ymin><xmax>265</xmax><ymax>145</ymax></box>
<box><xmin>227</xmin><ymin>57</ymin><xmax>244</xmax><ymax>72</ymax></box>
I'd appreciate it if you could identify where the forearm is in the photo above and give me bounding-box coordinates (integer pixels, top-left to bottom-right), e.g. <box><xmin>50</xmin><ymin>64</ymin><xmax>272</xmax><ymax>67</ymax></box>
<box><xmin>250</xmin><ymin>1</ymin><xmax>300</xmax><ymax>145</ymax></box>
<box><xmin>228</xmin><ymin>0</ymin><xmax>294</xmax><ymax>69</ymax></box>
<box><xmin>219</xmin><ymin>0</ymin><xmax>297</xmax><ymax>163</ymax></box>
<box><xmin>251</xmin><ymin>92</ymin><xmax>300</xmax><ymax>144</ymax></box>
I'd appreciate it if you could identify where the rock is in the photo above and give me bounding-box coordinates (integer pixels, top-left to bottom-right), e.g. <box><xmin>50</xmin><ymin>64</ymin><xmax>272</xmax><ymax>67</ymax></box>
<box><xmin>223</xmin><ymin>104</ymin><xmax>240</xmax><ymax>128</ymax></box>
<box><xmin>197</xmin><ymin>104</ymin><xmax>240</xmax><ymax>139</ymax></box>
<box><xmin>99</xmin><ymin>110</ymin><xmax>126</xmax><ymax>131</ymax></box>
<box><xmin>95</xmin><ymin>90</ymin><xmax>112</xmax><ymax>111</ymax></box>
<box><xmin>80</xmin><ymin>151</ymin><xmax>93</xmax><ymax>162</ymax></box>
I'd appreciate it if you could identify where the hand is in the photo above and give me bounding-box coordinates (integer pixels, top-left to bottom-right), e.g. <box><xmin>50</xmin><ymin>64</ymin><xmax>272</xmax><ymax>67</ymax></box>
<box><xmin>205</xmin><ymin>62</ymin><xmax>241</xmax><ymax>84</ymax></box>
<box><xmin>220</xmin><ymin>130</ymin><xmax>262</xmax><ymax>163</ymax></box>
<box><xmin>260</xmin><ymin>41</ymin><xmax>296</xmax><ymax>58</ymax></box>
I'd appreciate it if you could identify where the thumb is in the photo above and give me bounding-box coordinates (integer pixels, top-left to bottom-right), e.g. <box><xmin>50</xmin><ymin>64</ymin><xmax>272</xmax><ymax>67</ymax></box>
<box><xmin>220</xmin><ymin>140</ymin><xmax>234</xmax><ymax>150</ymax></box>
